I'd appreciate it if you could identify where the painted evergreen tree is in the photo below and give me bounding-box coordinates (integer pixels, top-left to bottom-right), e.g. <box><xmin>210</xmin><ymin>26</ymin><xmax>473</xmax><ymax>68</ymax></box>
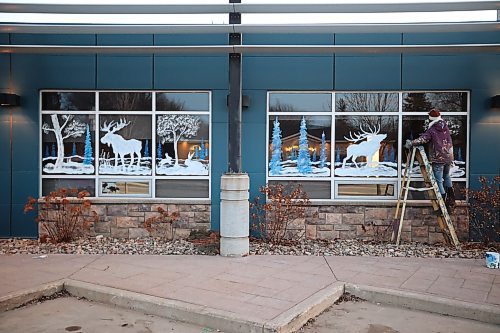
<box><xmin>200</xmin><ymin>138</ymin><xmax>206</xmax><ymax>160</ymax></box>
<box><xmin>269</xmin><ymin>117</ymin><xmax>283</xmax><ymax>175</ymax></box>
<box><xmin>144</xmin><ymin>139</ymin><xmax>150</xmax><ymax>158</ymax></box>
<box><xmin>44</xmin><ymin>145</ymin><xmax>50</xmax><ymax>158</ymax></box>
<box><xmin>296</xmin><ymin>116</ymin><xmax>312</xmax><ymax>174</ymax></box>
<box><xmin>319</xmin><ymin>131</ymin><xmax>327</xmax><ymax>168</ymax></box>
<box><xmin>83</xmin><ymin>124</ymin><xmax>93</xmax><ymax>165</ymax></box>
<box><xmin>195</xmin><ymin>146</ymin><xmax>199</xmax><ymax>159</ymax></box>
<box><xmin>51</xmin><ymin>143</ymin><xmax>56</xmax><ymax>157</ymax></box>
<box><xmin>456</xmin><ymin>147</ymin><xmax>462</xmax><ymax>161</ymax></box>
<box><xmin>72</xmin><ymin>142</ymin><xmax>77</xmax><ymax>157</ymax></box>
<box><xmin>335</xmin><ymin>147</ymin><xmax>341</xmax><ymax>163</ymax></box>
<box><xmin>157</xmin><ymin>142</ymin><xmax>163</xmax><ymax>161</ymax></box>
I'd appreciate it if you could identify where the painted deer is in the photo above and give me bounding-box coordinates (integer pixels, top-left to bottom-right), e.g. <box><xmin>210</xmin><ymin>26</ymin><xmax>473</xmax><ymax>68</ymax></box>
<box><xmin>342</xmin><ymin>124</ymin><xmax>387</xmax><ymax>168</ymax></box>
<box><xmin>100</xmin><ymin>119</ymin><xmax>142</xmax><ymax>167</ymax></box>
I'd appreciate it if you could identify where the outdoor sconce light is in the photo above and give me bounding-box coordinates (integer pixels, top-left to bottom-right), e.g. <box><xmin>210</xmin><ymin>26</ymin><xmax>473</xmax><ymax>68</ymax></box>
<box><xmin>491</xmin><ymin>95</ymin><xmax>500</xmax><ymax>109</ymax></box>
<box><xmin>0</xmin><ymin>93</ymin><xmax>20</xmax><ymax>107</ymax></box>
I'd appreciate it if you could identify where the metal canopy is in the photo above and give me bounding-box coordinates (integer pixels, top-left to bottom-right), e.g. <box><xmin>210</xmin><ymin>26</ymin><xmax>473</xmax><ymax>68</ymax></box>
<box><xmin>0</xmin><ymin>1</ymin><xmax>498</xmax><ymax>14</ymax></box>
<box><xmin>1</xmin><ymin>43</ymin><xmax>498</xmax><ymax>55</ymax></box>
<box><xmin>1</xmin><ymin>21</ymin><xmax>499</xmax><ymax>34</ymax></box>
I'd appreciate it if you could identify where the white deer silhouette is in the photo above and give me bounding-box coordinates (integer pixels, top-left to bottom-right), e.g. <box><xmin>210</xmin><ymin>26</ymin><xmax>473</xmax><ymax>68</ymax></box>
<box><xmin>100</xmin><ymin>119</ymin><xmax>142</xmax><ymax>167</ymax></box>
<box><xmin>342</xmin><ymin>124</ymin><xmax>387</xmax><ymax>169</ymax></box>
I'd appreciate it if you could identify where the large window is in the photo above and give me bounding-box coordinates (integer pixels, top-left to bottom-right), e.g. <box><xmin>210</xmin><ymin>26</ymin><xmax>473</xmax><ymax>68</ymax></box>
<box><xmin>40</xmin><ymin>91</ymin><xmax>211</xmax><ymax>199</ymax></box>
<box><xmin>267</xmin><ymin>91</ymin><xmax>469</xmax><ymax>200</ymax></box>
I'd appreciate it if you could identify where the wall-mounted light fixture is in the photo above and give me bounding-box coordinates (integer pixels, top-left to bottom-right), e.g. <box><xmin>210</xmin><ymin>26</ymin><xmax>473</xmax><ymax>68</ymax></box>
<box><xmin>0</xmin><ymin>93</ymin><xmax>20</xmax><ymax>107</ymax></box>
<box><xmin>491</xmin><ymin>95</ymin><xmax>500</xmax><ymax>109</ymax></box>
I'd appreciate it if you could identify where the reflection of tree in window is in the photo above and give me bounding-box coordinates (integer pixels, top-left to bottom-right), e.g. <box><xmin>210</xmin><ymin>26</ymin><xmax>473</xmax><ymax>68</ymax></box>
<box><xmin>42</xmin><ymin>92</ymin><xmax>94</xmax><ymax>111</ymax></box>
<box><xmin>156</xmin><ymin>96</ymin><xmax>185</xmax><ymax>111</ymax></box>
<box><xmin>403</xmin><ymin>92</ymin><xmax>467</xmax><ymax>112</ymax></box>
<box><xmin>336</xmin><ymin>93</ymin><xmax>398</xmax><ymax>112</ymax></box>
<box><xmin>269</xmin><ymin>101</ymin><xmax>297</xmax><ymax>112</ymax></box>
<box><xmin>403</xmin><ymin>93</ymin><xmax>432</xmax><ymax>112</ymax></box>
<box><xmin>99</xmin><ymin>92</ymin><xmax>152</xmax><ymax>111</ymax></box>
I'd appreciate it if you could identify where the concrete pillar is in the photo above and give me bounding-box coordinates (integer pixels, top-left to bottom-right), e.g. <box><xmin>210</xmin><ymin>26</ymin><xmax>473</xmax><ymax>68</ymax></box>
<box><xmin>220</xmin><ymin>173</ymin><xmax>249</xmax><ymax>256</ymax></box>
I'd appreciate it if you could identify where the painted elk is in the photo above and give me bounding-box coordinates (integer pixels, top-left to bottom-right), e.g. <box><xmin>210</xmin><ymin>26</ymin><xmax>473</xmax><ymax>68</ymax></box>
<box><xmin>342</xmin><ymin>124</ymin><xmax>387</xmax><ymax>169</ymax></box>
<box><xmin>100</xmin><ymin>119</ymin><xmax>142</xmax><ymax>167</ymax></box>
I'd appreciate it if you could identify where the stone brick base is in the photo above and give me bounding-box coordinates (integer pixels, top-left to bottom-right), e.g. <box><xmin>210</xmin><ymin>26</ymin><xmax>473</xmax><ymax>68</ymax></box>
<box><xmin>303</xmin><ymin>202</ymin><xmax>468</xmax><ymax>244</ymax></box>
<box><xmin>40</xmin><ymin>200</ymin><xmax>211</xmax><ymax>239</ymax></box>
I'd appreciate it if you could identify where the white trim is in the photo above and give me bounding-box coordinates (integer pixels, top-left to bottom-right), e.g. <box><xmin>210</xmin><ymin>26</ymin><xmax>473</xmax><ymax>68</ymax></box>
<box><xmin>335</xmin><ymin>180</ymin><xmax>398</xmax><ymax>200</ymax></box>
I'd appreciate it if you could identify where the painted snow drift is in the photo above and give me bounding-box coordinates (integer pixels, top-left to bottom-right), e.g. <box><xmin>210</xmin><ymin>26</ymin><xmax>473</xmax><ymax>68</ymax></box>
<box><xmin>155</xmin><ymin>114</ymin><xmax>209</xmax><ymax>176</ymax></box>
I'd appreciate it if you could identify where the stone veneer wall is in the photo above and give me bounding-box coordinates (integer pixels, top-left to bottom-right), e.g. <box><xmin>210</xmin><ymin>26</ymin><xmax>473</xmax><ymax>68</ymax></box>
<box><xmin>302</xmin><ymin>202</ymin><xmax>469</xmax><ymax>244</ymax></box>
<box><xmin>40</xmin><ymin>200</ymin><xmax>211</xmax><ymax>239</ymax></box>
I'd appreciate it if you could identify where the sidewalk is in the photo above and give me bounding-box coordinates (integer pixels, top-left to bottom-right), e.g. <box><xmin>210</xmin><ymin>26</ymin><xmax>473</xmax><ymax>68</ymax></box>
<box><xmin>1</xmin><ymin>254</ymin><xmax>499</xmax><ymax>331</ymax></box>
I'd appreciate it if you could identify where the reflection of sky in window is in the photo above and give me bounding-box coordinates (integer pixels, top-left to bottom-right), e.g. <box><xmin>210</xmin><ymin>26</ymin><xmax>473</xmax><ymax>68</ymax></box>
<box><xmin>336</xmin><ymin>93</ymin><xmax>398</xmax><ymax>112</ymax></box>
<box><xmin>269</xmin><ymin>93</ymin><xmax>331</xmax><ymax>112</ymax></box>
<box><xmin>157</xmin><ymin>92</ymin><xmax>209</xmax><ymax>111</ymax></box>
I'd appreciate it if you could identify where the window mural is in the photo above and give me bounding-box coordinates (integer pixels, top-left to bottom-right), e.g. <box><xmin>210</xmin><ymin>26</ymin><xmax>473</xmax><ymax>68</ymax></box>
<box><xmin>268</xmin><ymin>115</ymin><xmax>331</xmax><ymax>177</ymax></box>
<box><xmin>267</xmin><ymin>91</ymin><xmax>469</xmax><ymax>200</ymax></box>
<box><xmin>40</xmin><ymin>91</ymin><xmax>211</xmax><ymax>198</ymax></box>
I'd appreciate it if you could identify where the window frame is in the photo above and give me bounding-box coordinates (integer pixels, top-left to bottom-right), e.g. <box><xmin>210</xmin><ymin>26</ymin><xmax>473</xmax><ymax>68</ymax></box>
<box><xmin>266</xmin><ymin>90</ymin><xmax>469</xmax><ymax>202</ymax></box>
<box><xmin>39</xmin><ymin>89</ymin><xmax>212</xmax><ymax>200</ymax></box>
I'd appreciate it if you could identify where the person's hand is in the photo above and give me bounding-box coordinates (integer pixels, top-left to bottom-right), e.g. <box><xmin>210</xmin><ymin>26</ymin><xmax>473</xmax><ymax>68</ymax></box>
<box><xmin>404</xmin><ymin>139</ymin><xmax>412</xmax><ymax>149</ymax></box>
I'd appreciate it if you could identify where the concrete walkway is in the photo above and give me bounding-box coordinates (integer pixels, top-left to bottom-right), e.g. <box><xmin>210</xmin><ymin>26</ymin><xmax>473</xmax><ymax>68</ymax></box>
<box><xmin>1</xmin><ymin>255</ymin><xmax>499</xmax><ymax>331</ymax></box>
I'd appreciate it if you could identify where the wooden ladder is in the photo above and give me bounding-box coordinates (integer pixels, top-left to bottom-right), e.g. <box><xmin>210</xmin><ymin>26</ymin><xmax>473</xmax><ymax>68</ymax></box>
<box><xmin>391</xmin><ymin>146</ymin><xmax>460</xmax><ymax>249</ymax></box>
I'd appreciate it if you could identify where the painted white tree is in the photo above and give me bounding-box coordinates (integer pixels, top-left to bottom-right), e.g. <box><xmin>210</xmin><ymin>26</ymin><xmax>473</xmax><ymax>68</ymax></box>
<box><xmin>100</xmin><ymin>118</ymin><xmax>142</xmax><ymax>168</ymax></box>
<box><xmin>157</xmin><ymin>115</ymin><xmax>200</xmax><ymax>166</ymax></box>
<box><xmin>342</xmin><ymin>124</ymin><xmax>387</xmax><ymax>169</ymax></box>
<box><xmin>42</xmin><ymin>114</ymin><xmax>91</xmax><ymax>174</ymax></box>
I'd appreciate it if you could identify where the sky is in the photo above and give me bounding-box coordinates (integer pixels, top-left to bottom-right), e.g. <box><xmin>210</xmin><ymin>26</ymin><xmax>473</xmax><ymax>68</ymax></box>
<box><xmin>0</xmin><ymin>0</ymin><xmax>497</xmax><ymax>25</ymax></box>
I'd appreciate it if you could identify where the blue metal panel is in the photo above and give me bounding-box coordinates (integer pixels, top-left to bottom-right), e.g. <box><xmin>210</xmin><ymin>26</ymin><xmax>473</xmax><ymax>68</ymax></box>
<box><xmin>154</xmin><ymin>56</ymin><xmax>228</xmax><ymax>90</ymax></box>
<box><xmin>241</xmin><ymin>90</ymin><xmax>267</xmax><ymax>124</ymax></box>
<box><xmin>242</xmin><ymin>122</ymin><xmax>266</xmax><ymax>174</ymax></box>
<box><xmin>12</xmin><ymin>119</ymin><xmax>38</xmax><ymax>172</ymax></box>
<box><xmin>155</xmin><ymin>34</ymin><xmax>227</xmax><ymax>46</ymax></box>
<box><xmin>11</xmin><ymin>34</ymin><xmax>95</xmax><ymax>45</ymax></box>
<box><xmin>335</xmin><ymin>33</ymin><xmax>401</xmax><ymax>45</ymax></box>
<box><xmin>211</xmin><ymin>89</ymin><xmax>229</xmax><ymax>124</ymax></box>
<box><xmin>243</xmin><ymin>56</ymin><xmax>334</xmax><ymax>90</ymax></box>
<box><xmin>12</xmin><ymin>171</ymin><xmax>38</xmax><ymax>205</ymax></box>
<box><xmin>244</xmin><ymin>34</ymin><xmax>333</xmax><ymax>45</ymax></box>
<box><xmin>97</xmin><ymin>56</ymin><xmax>153</xmax><ymax>89</ymax></box>
<box><xmin>10</xmin><ymin>203</ymin><xmax>37</xmax><ymax>238</ymax></box>
<box><xmin>97</xmin><ymin>34</ymin><xmax>153</xmax><ymax>46</ymax></box>
<box><xmin>0</xmin><ymin>204</ymin><xmax>11</xmax><ymax>237</ymax></box>
<box><xmin>209</xmin><ymin>121</ymin><xmax>228</xmax><ymax>232</ymax></box>
<box><xmin>335</xmin><ymin>55</ymin><xmax>401</xmax><ymax>90</ymax></box>
<box><xmin>404</xmin><ymin>31</ymin><xmax>500</xmax><ymax>45</ymax></box>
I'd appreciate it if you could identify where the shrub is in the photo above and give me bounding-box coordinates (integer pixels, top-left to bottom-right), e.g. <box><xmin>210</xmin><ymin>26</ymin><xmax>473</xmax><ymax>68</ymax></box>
<box><xmin>463</xmin><ymin>176</ymin><xmax>499</xmax><ymax>244</ymax></box>
<box><xmin>24</xmin><ymin>188</ymin><xmax>97</xmax><ymax>243</ymax></box>
<box><xmin>144</xmin><ymin>206</ymin><xmax>179</xmax><ymax>240</ymax></box>
<box><xmin>250</xmin><ymin>183</ymin><xmax>310</xmax><ymax>245</ymax></box>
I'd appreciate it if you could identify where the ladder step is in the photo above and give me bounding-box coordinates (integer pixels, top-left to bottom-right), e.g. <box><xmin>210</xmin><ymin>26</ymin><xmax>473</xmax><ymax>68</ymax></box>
<box><xmin>406</xmin><ymin>186</ymin><xmax>434</xmax><ymax>192</ymax></box>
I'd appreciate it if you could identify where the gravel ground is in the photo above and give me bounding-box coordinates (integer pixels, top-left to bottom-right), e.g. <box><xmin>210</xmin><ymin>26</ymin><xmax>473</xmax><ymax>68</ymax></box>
<box><xmin>0</xmin><ymin>237</ymin><xmax>497</xmax><ymax>259</ymax></box>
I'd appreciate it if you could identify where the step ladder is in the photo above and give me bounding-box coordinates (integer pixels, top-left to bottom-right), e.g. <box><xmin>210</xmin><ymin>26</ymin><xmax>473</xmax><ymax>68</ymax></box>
<box><xmin>391</xmin><ymin>146</ymin><xmax>460</xmax><ymax>249</ymax></box>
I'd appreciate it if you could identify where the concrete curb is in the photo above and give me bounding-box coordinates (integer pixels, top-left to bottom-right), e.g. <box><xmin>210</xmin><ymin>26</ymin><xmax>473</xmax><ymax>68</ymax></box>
<box><xmin>0</xmin><ymin>280</ymin><xmax>64</xmax><ymax>312</ymax></box>
<box><xmin>345</xmin><ymin>283</ymin><xmax>500</xmax><ymax>325</ymax></box>
<box><xmin>64</xmin><ymin>279</ymin><xmax>267</xmax><ymax>333</ymax></box>
<box><xmin>264</xmin><ymin>282</ymin><xmax>344</xmax><ymax>333</ymax></box>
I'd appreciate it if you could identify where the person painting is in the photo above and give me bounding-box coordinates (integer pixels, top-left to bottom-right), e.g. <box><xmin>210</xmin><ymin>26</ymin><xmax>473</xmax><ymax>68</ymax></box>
<box><xmin>405</xmin><ymin>108</ymin><xmax>456</xmax><ymax>210</ymax></box>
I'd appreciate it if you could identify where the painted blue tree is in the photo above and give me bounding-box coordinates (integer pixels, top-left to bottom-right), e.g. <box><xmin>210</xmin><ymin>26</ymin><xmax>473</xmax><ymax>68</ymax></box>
<box><xmin>44</xmin><ymin>145</ymin><xmax>50</xmax><ymax>158</ymax></box>
<box><xmin>200</xmin><ymin>138</ymin><xmax>206</xmax><ymax>160</ymax></box>
<box><xmin>72</xmin><ymin>142</ymin><xmax>77</xmax><ymax>157</ymax></box>
<box><xmin>51</xmin><ymin>143</ymin><xmax>56</xmax><ymax>158</ymax></box>
<box><xmin>456</xmin><ymin>147</ymin><xmax>463</xmax><ymax>161</ymax></box>
<box><xmin>195</xmin><ymin>146</ymin><xmax>199</xmax><ymax>159</ymax></box>
<box><xmin>319</xmin><ymin>131</ymin><xmax>327</xmax><ymax>168</ymax></box>
<box><xmin>144</xmin><ymin>139</ymin><xmax>150</xmax><ymax>158</ymax></box>
<box><xmin>157</xmin><ymin>142</ymin><xmax>162</xmax><ymax>161</ymax></box>
<box><xmin>389</xmin><ymin>145</ymin><xmax>396</xmax><ymax>162</ymax></box>
<box><xmin>83</xmin><ymin>124</ymin><xmax>92</xmax><ymax>165</ymax></box>
<box><xmin>335</xmin><ymin>147</ymin><xmax>341</xmax><ymax>163</ymax></box>
<box><xmin>269</xmin><ymin>117</ymin><xmax>283</xmax><ymax>175</ymax></box>
<box><xmin>296</xmin><ymin>116</ymin><xmax>312</xmax><ymax>174</ymax></box>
